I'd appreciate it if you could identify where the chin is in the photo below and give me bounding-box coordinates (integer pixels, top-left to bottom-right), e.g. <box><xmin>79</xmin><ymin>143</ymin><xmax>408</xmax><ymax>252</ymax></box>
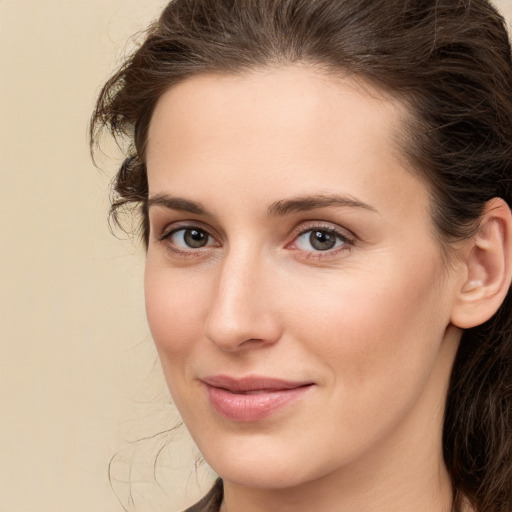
<box><xmin>194</xmin><ymin>431</ymin><xmax>340</xmax><ymax>492</ymax></box>
<box><xmin>211</xmin><ymin>459</ymin><xmax>310</xmax><ymax>490</ymax></box>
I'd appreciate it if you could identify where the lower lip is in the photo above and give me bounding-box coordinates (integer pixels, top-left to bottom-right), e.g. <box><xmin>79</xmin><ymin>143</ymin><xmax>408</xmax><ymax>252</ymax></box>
<box><xmin>204</xmin><ymin>384</ymin><xmax>312</xmax><ymax>422</ymax></box>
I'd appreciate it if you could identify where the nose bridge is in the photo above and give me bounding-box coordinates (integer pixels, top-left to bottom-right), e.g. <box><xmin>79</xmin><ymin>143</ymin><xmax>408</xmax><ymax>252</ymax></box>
<box><xmin>204</xmin><ymin>243</ymin><xmax>279</xmax><ymax>350</ymax></box>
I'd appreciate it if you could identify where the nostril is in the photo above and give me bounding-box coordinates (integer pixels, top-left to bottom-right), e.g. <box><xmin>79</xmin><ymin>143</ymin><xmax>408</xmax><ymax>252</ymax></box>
<box><xmin>204</xmin><ymin>265</ymin><xmax>283</xmax><ymax>350</ymax></box>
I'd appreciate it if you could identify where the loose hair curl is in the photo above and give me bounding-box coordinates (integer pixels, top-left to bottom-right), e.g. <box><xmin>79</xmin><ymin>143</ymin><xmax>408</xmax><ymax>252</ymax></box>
<box><xmin>91</xmin><ymin>1</ymin><xmax>512</xmax><ymax>510</ymax></box>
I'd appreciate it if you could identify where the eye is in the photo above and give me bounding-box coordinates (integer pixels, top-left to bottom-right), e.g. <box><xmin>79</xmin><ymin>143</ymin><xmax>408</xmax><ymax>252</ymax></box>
<box><xmin>162</xmin><ymin>227</ymin><xmax>218</xmax><ymax>250</ymax></box>
<box><xmin>292</xmin><ymin>228</ymin><xmax>350</xmax><ymax>252</ymax></box>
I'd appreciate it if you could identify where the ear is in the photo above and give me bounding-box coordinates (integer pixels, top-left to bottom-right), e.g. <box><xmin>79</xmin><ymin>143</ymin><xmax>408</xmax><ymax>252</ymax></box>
<box><xmin>450</xmin><ymin>197</ymin><xmax>512</xmax><ymax>329</ymax></box>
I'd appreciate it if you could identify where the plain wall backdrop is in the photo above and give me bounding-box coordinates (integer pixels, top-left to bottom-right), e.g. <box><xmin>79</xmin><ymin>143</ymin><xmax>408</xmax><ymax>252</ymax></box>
<box><xmin>1</xmin><ymin>1</ymin><xmax>511</xmax><ymax>511</ymax></box>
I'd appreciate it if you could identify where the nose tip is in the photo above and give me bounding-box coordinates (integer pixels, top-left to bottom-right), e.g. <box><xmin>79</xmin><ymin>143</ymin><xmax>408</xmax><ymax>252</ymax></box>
<box><xmin>205</xmin><ymin>301</ymin><xmax>281</xmax><ymax>351</ymax></box>
<box><xmin>204</xmin><ymin>263</ymin><xmax>282</xmax><ymax>351</ymax></box>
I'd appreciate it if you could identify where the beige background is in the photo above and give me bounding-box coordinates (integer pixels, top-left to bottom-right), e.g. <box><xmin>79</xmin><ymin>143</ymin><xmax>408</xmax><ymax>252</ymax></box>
<box><xmin>1</xmin><ymin>1</ymin><xmax>511</xmax><ymax>511</ymax></box>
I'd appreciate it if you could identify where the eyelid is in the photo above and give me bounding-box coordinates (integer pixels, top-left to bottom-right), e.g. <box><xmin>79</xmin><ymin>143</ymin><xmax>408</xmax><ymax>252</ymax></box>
<box><xmin>154</xmin><ymin>219</ymin><xmax>355</xmax><ymax>258</ymax></box>
<box><xmin>286</xmin><ymin>222</ymin><xmax>355</xmax><ymax>254</ymax></box>
<box><xmin>156</xmin><ymin>221</ymin><xmax>222</xmax><ymax>258</ymax></box>
<box><xmin>157</xmin><ymin>220</ymin><xmax>219</xmax><ymax>242</ymax></box>
<box><xmin>290</xmin><ymin>221</ymin><xmax>355</xmax><ymax>241</ymax></box>
<box><xmin>167</xmin><ymin>227</ymin><xmax>219</xmax><ymax>247</ymax></box>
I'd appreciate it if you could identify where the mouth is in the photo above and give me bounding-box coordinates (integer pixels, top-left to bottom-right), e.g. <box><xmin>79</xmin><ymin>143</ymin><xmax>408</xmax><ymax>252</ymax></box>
<box><xmin>201</xmin><ymin>375</ymin><xmax>314</xmax><ymax>422</ymax></box>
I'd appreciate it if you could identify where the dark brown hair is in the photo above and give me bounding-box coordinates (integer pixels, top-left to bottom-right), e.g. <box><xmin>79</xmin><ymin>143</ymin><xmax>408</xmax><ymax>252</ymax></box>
<box><xmin>91</xmin><ymin>1</ymin><xmax>512</xmax><ymax>510</ymax></box>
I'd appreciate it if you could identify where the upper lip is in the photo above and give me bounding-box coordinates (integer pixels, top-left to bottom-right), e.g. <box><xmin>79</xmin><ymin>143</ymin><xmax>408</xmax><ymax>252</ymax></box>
<box><xmin>201</xmin><ymin>375</ymin><xmax>314</xmax><ymax>392</ymax></box>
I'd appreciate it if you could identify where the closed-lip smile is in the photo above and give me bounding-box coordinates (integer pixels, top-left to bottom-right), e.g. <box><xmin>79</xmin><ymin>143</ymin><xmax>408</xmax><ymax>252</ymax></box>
<box><xmin>201</xmin><ymin>375</ymin><xmax>314</xmax><ymax>422</ymax></box>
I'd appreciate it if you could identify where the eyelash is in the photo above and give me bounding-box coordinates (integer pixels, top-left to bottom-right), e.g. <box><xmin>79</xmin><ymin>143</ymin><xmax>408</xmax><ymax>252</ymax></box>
<box><xmin>157</xmin><ymin>222</ymin><xmax>354</xmax><ymax>259</ymax></box>
<box><xmin>289</xmin><ymin>225</ymin><xmax>354</xmax><ymax>259</ymax></box>
<box><xmin>158</xmin><ymin>224</ymin><xmax>219</xmax><ymax>257</ymax></box>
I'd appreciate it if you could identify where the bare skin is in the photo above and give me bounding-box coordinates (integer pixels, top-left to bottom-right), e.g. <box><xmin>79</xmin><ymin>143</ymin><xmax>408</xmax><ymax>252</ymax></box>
<box><xmin>143</xmin><ymin>65</ymin><xmax>508</xmax><ymax>512</ymax></box>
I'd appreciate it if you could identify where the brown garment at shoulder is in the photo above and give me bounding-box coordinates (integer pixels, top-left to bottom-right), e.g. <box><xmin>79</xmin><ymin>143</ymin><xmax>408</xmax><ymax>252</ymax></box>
<box><xmin>183</xmin><ymin>478</ymin><xmax>223</xmax><ymax>512</ymax></box>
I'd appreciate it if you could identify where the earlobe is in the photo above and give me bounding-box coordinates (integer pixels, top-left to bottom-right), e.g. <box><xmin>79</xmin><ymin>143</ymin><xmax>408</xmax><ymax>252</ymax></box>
<box><xmin>451</xmin><ymin>198</ymin><xmax>512</xmax><ymax>329</ymax></box>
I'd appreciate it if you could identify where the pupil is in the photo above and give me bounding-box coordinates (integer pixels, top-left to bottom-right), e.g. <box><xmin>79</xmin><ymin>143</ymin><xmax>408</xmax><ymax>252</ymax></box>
<box><xmin>185</xmin><ymin>229</ymin><xmax>207</xmax><ymax>248</ymax></box>
<box><xmin>310</xmin><ymin>230</ymin><xmax>336</xmax><ymax>251</ymax></box>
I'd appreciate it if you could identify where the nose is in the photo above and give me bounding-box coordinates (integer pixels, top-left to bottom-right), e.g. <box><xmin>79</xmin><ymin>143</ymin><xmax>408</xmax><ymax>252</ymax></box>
<box><xmin>204</xmin><ymin>251</ymin><xmax>282</xmax><ymax>351</ymax></box>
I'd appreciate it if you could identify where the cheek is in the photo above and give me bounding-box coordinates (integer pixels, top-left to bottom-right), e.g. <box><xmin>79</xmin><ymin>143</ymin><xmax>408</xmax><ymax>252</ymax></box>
<box><xmin>288</xmin><ymin>254</ymin><xmax>449</xmax><ymax>393</ymax></box>
<box><xmin>144</xmin><ymin>262</ymin><xmax>213</xmax><ymax>419</ymax></box>
<box><xmin>144</xmin><ymin>262</ymin><xmax>205</xmax><ymax>359</ymax></box>
<box><xmin>275</xmin><ymin>258</ymin><xmax>451</xmax><ymax>459</ymax></box>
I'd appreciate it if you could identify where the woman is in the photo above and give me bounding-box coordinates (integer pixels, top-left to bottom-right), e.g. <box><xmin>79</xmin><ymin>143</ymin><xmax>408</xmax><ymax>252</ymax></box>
<box><xmin>91</xmin><ymin>1</ymin><xmax>512</xmax><ymax>511</ymax></box>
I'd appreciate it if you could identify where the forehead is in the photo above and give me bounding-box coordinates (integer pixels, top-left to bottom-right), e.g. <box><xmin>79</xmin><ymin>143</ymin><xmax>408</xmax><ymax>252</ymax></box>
<box><xmin>147</xmin><ymin>64</ymin><xmax>409</xmax><ymax>165</ymax></box>
<box><xmin>145</xmin><ymin>65</ymin><xmax>426</xmax><ymax>221</ymax></box>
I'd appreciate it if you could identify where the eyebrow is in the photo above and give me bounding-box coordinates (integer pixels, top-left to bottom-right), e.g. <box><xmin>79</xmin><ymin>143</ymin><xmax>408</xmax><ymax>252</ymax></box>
<box><xmin>147</xmin><ymin>194</ymin><xmax>209</xmax><ymax>215</ymax></box>
<box><xmin>146</xmin><ymin>193</ymin><xmax>377</xmax><ymax>217</ymax></box>
<box><xmin>267</xmin><ymin>194</ymin><xmax>377</xmax><ymax>216</ymax></box>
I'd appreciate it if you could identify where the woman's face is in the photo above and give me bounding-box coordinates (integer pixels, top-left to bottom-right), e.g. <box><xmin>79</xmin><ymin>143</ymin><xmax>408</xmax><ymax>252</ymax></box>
<box><xmin>144</xmin><ymin>66</ymin><xmax>463</xmax><ymax>490</ymax></box>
